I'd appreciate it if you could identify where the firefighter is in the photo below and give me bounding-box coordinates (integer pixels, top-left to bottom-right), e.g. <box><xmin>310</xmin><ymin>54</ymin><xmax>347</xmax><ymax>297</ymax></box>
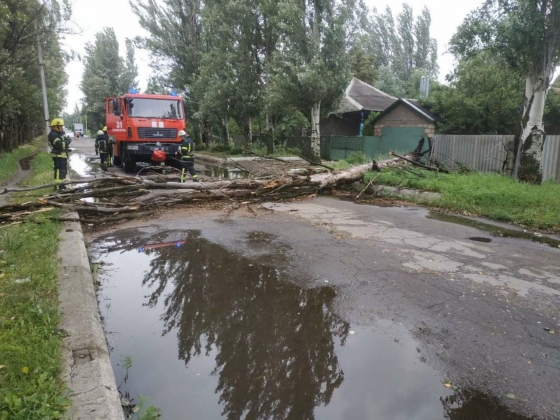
<box><xmin>176</xmin><ymin>130</ymin><xmax>198</xmax><ymax>182</ymax></box>
<box><xmin>95</xmin><ymin>129</ymin><xmax>110</xmax><ymax>172</ymax></box>
<box><xmin>102</xmin><ymin>126</ymin><xmax>114</xmax><ymax>167</ymax></box>
<box><xmin>48</xmin><ymin>118</ymin><xmax>71</xmax><ymax>190</ymax></box>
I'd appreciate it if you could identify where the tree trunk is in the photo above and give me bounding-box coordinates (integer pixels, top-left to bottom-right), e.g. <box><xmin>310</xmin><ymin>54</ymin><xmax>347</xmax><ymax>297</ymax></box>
<box><xmin>310</xmin><ymin>101</ymin><xmax>321</xmax><ymax>162</ymax></box>
<box><xmin>221</xmin><ymin>117</ymin><xmax>229</xmax><ymax>145</ymax></box>
<box><xmin>513</xmin><ymin>74</ymin><xmax>550</xmax><ymax>183</ymax></box>
<box><xmin>247</xmin><ymin>117</ymin><xmax>253</xmax><ymax>150</ymax></box>
<box><xmin>265</xmin><ymin>114</ymin><xmax>274</xmax><ymax>154</ymax></box>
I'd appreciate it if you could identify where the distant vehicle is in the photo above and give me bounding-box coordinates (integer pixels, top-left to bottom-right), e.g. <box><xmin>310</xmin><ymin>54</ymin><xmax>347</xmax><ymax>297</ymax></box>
<box><xmin>74</xmin><ymin>123</ymin><xmax>84</xmax><ymax>138</ymax></box>
<box><xmin>106</xmin><ymin>90</ymin><xmax>186</xmax><ymax>173</ymax></box>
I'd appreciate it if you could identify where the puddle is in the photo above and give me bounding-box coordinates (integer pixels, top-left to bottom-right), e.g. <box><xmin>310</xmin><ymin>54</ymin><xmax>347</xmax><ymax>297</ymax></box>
<box><xmin>469</xmin><ymin>237</ymin><xmax>492</xmax><ymax>243</ymax></box>
<box><xmin>201</xmin><ymin>164</ymin><xmax>248</xmax><ymax>179</ymax></box>
<box><xmin>428</xmin><ymin>211</ymin><xmax>560</xmax><ymax>249</ymax></box>
<box><xmin>19</xmin><ymin>154</ymin><xmax>36</xmax><ymax>170</ymax></box>
<box><xmin>92</xmin><ymin>229</ymin><xmax>530</xmax><ymax>420</ymax></box>
<box><xmin>69</xmin><ymin>153</ymin><xmax>100</xmax><ymax>177</ymax></box>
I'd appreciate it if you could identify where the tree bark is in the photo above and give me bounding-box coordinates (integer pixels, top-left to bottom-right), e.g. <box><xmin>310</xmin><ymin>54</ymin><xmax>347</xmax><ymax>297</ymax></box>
<box><xmin>513</xmin><ymin>72</ymin><xmax>552</xmax><ymax>183</ymax></box>
<box><xmin>310</xmin><ymin>101</ymin><xmax>321</xmax><ymax>162</ymax></box>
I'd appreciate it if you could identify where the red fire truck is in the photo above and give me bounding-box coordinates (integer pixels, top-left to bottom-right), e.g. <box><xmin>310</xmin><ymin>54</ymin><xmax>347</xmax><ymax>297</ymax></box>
<box><xmin>106</xmin><ymin>90</ymin><xmax>186</xmax><ymax>172</ymax></box>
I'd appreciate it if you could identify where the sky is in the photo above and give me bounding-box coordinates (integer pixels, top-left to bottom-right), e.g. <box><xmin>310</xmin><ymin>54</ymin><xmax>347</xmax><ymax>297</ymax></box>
<box><xmin>61</xmin><ymin>0</ymin><xmax>486</xmax><ymax>114</ymax></box>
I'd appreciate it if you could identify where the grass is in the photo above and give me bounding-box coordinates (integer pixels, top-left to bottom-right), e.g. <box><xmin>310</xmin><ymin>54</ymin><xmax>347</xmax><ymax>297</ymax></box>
<box><xmin>0</xmin><ymin>138</ymin><xmax>45</xmax><ymax>184</ymax></box>
<box><xmin>0</xmin><ymin>141</ymin><xmax>67</xmax><ymax>419</ymax></box>
<box><xmin>14</xmin><ymin>151</ymin><xmax>57</xmax><ymax>204</ymax></box>
<box><xmin>364</xmin><ymin>169</ymin><xmax>560</xmax><ymax>231</ymax></box>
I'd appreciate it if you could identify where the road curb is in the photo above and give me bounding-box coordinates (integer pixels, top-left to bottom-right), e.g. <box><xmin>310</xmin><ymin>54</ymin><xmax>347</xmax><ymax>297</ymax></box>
<box><xmin>58</xmin><ymin>211</ymin><xmax>124</xmax><ymax>420</ymax></box>
<box><xmin>372</xmin><ymin>184</ymin><xmax>442</xmax><ymax>201</ymax></box>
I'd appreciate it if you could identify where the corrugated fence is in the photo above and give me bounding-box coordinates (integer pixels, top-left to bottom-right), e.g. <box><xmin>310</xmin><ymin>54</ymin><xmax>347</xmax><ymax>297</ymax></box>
<box><xmin>433</xmin><ymin>134</ymin><xmax>560</xmax><ymax>181</ymax></box>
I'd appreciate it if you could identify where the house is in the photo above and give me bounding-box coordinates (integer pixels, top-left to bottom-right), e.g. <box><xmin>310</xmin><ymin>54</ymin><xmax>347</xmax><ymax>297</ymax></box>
<box><xmin>372</xmin><ymin>98</ymin><xmax>439</xmax><ymax>139</ymax></box>
<box><xmin>319</xmin><ymin>78</ymin><xmax>397</xmax><ymax>137</ymax></box>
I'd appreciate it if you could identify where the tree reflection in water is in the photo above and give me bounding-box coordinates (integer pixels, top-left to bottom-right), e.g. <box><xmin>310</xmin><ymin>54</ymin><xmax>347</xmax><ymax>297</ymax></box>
<box><xmin>131</xmin><ymin>230</ymin><xmax>349</xmax><ymax>420</ymax></box>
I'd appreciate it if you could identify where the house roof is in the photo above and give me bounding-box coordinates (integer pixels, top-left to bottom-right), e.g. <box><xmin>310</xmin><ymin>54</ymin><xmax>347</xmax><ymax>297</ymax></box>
<box><xmin>330</xmin><ymin>77</ymin><xmax>397</xmax><ymax>115</ymax></box>
<box><xmin>371</xmin><ymin>98</ymin><xmax>440</xmax><ymax>124</ymax></box>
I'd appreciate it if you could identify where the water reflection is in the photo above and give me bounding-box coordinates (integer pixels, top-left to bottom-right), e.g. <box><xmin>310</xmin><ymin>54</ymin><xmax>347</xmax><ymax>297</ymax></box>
<box><xmin>69</xmin><ymin>153</ymin><xmax>100</xmax><ymax>177</ymax></box>
<box><xmin>106</xmin><ymin>230</ymin><xmax>349</xmax><ymax>419</ymax></box>
<box><xmin>202</xmin><ymin>165</ymin><xmax>248</xmax><ymax>179</ymax></box>
<box><xmin>96</xmin><ymin>230</ymin><xmax>534</xmax><ymax>420</ymax></box>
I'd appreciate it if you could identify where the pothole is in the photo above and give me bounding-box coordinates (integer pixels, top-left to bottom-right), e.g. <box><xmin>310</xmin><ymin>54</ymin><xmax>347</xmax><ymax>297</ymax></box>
<box><xmin>469</xmin><ymin>237</ymin><xmax>492</xmax><ymax>243</ymax></box>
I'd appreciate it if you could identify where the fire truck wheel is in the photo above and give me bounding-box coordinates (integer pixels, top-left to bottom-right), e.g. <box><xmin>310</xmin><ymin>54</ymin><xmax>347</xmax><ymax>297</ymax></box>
<box><xmin>124</xmin><ymin>158</ymin><xmax>136</xmax><ymax>173</ymax></box>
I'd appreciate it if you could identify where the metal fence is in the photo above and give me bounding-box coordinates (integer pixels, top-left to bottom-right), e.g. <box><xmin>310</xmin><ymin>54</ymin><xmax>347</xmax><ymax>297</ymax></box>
<box><xmin>432</xmin><ymin>135</ymin><xmax>512</xmax><ymax>173</ymax></box>
<box><xmin>320</xmin><ymin>135</ymin><xmax>426</xmax><ymax>161</ymax></box>
<box><xmin>432</xmin><ymin>134</ymin><xmax>560</xmax><ymax>181</ymax></box>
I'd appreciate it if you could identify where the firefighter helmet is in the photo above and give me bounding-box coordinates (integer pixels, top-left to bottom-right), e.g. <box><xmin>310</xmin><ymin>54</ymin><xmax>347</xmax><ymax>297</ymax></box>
<box><xmin>178</xmin><ymin>130</ymin><xmax>186</xmax><ymax>136</ymax></box>
<box><xmin>97</xmin><ymin>130</ymin><xmax>104</xmax><ymax>135</ymax></box>
<box><xmin>50</xmin><ymin>118</ymin><xmax>64</xmax><ymax>127</ymax></box>
<box><xmin>102</xmin><ymin>126</ymin><xmax>107</xmax><ymax>131</ymax></box>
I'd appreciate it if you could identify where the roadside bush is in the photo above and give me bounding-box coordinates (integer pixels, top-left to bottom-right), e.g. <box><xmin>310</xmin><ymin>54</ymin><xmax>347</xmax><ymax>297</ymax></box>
<box><xmin>346</xmin><ymin>151</ymin><xmax>368</xmax><ymax>165</ymax></box>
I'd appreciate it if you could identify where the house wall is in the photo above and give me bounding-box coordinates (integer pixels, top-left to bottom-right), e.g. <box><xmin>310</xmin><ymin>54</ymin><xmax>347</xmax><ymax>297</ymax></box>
<box><xmin>374</xmin><ymin>103</ymin><xmax>435</xmax><ymax>137</ymax></box>
<box><xmin>320</xmin><ymin>113</ymin><xmax>363</xmax><ymax>137</ymax></box>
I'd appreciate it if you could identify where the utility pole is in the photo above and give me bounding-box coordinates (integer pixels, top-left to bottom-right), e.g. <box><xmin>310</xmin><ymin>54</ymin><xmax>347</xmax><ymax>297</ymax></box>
<box><xmin>36</xmin><ymin>20</ymin><xmax>50</xmax><ymax>136</ymax></box>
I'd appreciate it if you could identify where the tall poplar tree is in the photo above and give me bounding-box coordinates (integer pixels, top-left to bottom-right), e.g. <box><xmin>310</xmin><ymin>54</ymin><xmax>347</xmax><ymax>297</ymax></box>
<box><xmin>80</xmin><ymin>28</ymin><xmax>138</xmax><ymax>130</ymax></box>
<box><xmin>268</xmin><ymin>0</ymin><xmax>354</xmax><ymax>160</ymax></box>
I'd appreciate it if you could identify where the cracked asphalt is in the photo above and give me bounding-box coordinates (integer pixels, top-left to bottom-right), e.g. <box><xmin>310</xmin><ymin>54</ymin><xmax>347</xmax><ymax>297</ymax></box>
<box><xmin>71</xmin><ymin>139</ymin><xmax>560</xmax><ymax>419</ymax></box>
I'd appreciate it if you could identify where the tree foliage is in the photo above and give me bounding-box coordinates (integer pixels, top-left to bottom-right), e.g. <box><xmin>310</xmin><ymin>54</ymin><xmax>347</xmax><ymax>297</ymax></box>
<box><xmin>129</xmin><ymin>0</ymin><xmax>437</xmax><ymax>156</ymax></box>
<box><xmin>451</xmin><ymin>0</ymin><xmax>560</xmax><ymax>182</ymax></box>
<box><xmin>80</xmin><ymin>27</ymin><xmax>138</xmax><ymax>131</ymax></box>
<box><xmin>0</xmin><ymin>0</ymin><xmax>70</xmax><ymax>152</ymax></box>
<box><xmin>369</xmin><ymin>5</ymin><xmax>438</xmax><ymax>97</ymax></box>
<box><xmin>426</xmin><ymin>52</ymin><xmax>524</xmax><ymax>134</ymax></box>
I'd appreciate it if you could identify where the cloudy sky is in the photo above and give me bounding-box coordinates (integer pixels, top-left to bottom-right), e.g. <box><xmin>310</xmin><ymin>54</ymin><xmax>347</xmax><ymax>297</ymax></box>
<box><xmin>62</xmin><ymin>0</ymin><xmax>486</xmax><ymax>113</ymax></box>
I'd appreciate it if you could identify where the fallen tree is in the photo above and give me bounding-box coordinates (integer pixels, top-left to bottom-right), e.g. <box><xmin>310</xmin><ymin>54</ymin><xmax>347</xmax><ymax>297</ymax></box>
<box><xmin>0</xmin><ymin>153</ymin><xmax>415</xmax><ymax>225</ymax></box>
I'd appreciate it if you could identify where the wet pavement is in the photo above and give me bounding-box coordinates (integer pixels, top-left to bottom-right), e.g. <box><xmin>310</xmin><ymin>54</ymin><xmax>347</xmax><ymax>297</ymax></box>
<box><xmin>68</xmin><ymin>137</ymin><xmax>244</xmax><ymax>180</ymax></box>
<box><xmin>73</xmin><ymin>135</ymin><xmax>560</xmax><ymax>419</ymax></box>
<box><xmin>89</xmin><ymin>197</ymin><xmax>560</xmax><ymax>419</ymax></box>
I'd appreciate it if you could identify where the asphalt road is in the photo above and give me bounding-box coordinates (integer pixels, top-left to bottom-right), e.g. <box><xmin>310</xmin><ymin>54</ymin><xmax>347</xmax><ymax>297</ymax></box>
<box><xmin>71</xmin><ymin>138</ymin><xmax>560</xmax><ymax>419</ymax></box>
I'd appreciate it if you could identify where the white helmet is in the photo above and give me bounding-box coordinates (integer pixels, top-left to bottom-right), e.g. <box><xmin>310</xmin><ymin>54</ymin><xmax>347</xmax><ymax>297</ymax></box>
<box><xmin>178</xmin><ymin>130</ymin><xmax>186</xmax><ymax>136</ymax></box>
<box><xmin>97</xmin><ymin>130</ymin><xmax>104</xmax><ymax>135</ymax></box>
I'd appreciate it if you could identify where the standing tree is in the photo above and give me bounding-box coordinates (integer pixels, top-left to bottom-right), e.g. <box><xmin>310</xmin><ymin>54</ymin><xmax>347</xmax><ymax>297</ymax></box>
<box><xmin>80</xmin><ymin>28</ymin><xmax>138</xmax><ymax>131</ymax></box>
<box><xmin>268</xmin><ymin>0</ymin><xmax>354</xmax><ymax>161</ymax></box>
<box><xmin>425</xmin><ymin>52</ymin><xmax>524</xmax><ymax>134</ymax></box>
<box><xmin>368</xmin><ymin>4</ymin><xmax>438</xmax><ymax>97</ymax></box>
<box><xmin>451</xmin><ymin>0</ymin><xmax>560</xmax><ymax>183</ymax></box>
<box><xmin>131</xmin><ymin>0</ymin><xmax>205</xmax><ymax>141</ymax></box>
<box><xmin>0</xmin><ymin>0</ymin><xmax>70</xmax><ymax>151</ymax></box>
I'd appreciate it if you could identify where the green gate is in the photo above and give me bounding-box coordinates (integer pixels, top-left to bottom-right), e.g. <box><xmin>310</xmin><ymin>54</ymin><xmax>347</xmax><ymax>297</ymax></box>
<box><xmin>379</xmin><ymin>127</ymin><xmax>425</xmax><ymax>156</ymax></box>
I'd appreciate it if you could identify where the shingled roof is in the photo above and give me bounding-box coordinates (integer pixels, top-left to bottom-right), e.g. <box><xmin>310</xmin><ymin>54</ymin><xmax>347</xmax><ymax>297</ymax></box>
<box><xmin>370</xmin><ymin>98</ymin><xmax>440</xmax><ymax>124</ymax></box>
<box><xmin>330</xmin><ymin>78</ymin><xmax>397</xmax><ymax>115</ymax></box>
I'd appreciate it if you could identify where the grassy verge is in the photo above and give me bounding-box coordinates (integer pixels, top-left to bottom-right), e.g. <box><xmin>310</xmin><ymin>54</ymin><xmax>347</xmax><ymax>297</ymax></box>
<box><xmin>0</xmin><ymin>146</ymin><xmax>67</xmax><ymax>418</ymax></box>
<box><xmin>14</xmin><ymin>151</ymin><xmax>56</xmax><ymax>204</ymax></box>
<box><xmin>365</xmin><ymin>169</ymin><xmax>560</xmax><ymax>231</ymax></box>
<box><xmin>0</xmin><ymin>137</ymin><xmax>45</xmax><ymax>184</ymax></box>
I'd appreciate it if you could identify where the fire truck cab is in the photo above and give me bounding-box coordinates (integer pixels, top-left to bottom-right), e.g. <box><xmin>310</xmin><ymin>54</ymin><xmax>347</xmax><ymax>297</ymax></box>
<box><xmin>106</xmin><ymin>91</ymin><xmax>186</xmax><ymax>173</ymax></box>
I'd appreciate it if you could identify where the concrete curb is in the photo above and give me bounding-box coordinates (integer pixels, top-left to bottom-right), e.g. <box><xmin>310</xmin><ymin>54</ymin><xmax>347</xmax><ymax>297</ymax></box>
<box><xmin>372</xmin><ymin>185</ymin><xmax>441</xmax><ymax>201</ymax></box>
<box><xmin>58</xmin><ymin>211</ymin><xmax>124</xmax><ymax>420</ymax></box>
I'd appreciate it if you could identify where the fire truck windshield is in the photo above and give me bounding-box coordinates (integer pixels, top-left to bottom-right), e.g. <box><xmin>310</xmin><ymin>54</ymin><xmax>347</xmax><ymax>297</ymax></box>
<box><xmin>128</xmin><ymin>99</ymin><xmax>184</xmax><ymax>119</ymax></box>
